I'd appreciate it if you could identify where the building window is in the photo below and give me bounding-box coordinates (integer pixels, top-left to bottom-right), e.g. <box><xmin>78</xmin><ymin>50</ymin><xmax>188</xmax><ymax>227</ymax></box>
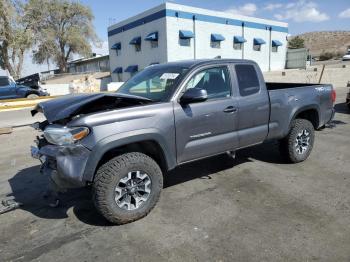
<box><xmin>135</xmin><ymin>44</ymin><xmax>141</xmax><ymax>52</ymax></box>
<box><xmin>271</xmin><ymin>40</ymin><xmax>283</xmax><ymax>53</ymax></box>
<box><xmin>233</xmin><ymin>43</ymin><xmax>243</xmax><ymax>50</ymax></box>
<box><xmin>211</xmin><ymin>41</ymin><xmax>221</xmax><ymax>49</ymax></box>
<box><xmin>117</xmin><ymin>73</ymin><xmax>122</xmax><ymax>82</ymax></box>
<box><xmin>210</xmin><ymin>34</ymin><xmax>225</xmax><ymax>49</ymax></box>
<box><xmin>179</xmin><ymin>30</ymin><xmax>194</xmax><ymax>47</ymax></box>
<box><xmin>253</xmin><ymin>38</ymin><xmax>266</xmax><ymax>52</ymax></box>
<box><xmin>253</xmin><ymin>44</ymin><xmax>262</xmax><ymax>51</ymax></box>
<box><xmin>125</xmin><ymin>65</ymin><xmax>138</xmax><ymax>78</ymax></box>
<box><xmin>233</xmin><ymin>36</ymin><xmax>246</xmax><ymax>50</ymax></box>
<box><xmin>145</xmin><ymin>32</ymin><xmax>159</xmax><ymax>49</ymax></box>
<box><xmin>179</xmin><ymin>38</ymin><xmax>191</xmax><ymax>47</ymax></box>
<box><xmin>111</xmin><ymin>42</ymin><xmax>121</xmax><ymax>56</ymax></box>
<box><xmin>130</xmin><ymin>37</ymin><xmax>142</xmax><ymax>52</ymax></box>
<box><xmin>151</xmin><ymin>40</ymin><xmax>158</xmax><ymax>48</ymax></box>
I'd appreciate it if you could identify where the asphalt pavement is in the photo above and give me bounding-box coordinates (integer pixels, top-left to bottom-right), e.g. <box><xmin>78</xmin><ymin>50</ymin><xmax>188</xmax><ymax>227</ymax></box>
<box><xmin>0</xmin><ymin>108</ymin><xmax>45</xmax><ymax>128</ymax></box>
<box><xmin>0</xmin><ymin>86</ymin><xmax>349</xmax><ymax>261</ymax></box>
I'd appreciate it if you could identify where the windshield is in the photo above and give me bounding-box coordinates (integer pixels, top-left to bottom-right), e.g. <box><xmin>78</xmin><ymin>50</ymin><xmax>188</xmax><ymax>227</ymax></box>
<box><xmin>116</xmin><ymin>65</ymin><xmax>189</xmax><ymax>102</ymax></box>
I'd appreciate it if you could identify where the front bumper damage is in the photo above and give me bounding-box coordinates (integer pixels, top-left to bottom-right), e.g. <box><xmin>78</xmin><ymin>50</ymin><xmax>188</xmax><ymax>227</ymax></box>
<box><xmin>31</xmin><ymin>144</ymin><xmax>91</xmax><ymax>191</ymax></box>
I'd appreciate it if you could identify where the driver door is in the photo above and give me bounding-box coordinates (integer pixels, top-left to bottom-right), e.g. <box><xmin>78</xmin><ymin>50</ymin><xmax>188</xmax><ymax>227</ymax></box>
<box><xmin>174</xmin><ymin>66</ymin><xmax>239</xmax><ymax>163</ymax></box>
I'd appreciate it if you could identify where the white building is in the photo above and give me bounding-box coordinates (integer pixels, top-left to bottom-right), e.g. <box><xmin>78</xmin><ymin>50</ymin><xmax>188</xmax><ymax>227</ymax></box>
<box><xmin>108</xmin><ymin>2</ymin><xmax>288</xmax><ymax>82</ymax></box>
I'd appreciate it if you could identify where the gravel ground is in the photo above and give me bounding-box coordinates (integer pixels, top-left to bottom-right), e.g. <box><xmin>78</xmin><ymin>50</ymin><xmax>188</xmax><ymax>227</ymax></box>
<box><xmin>0</xmin><ymin>86</ymin><xmax>349</xmax><ymax>262</ymax></box>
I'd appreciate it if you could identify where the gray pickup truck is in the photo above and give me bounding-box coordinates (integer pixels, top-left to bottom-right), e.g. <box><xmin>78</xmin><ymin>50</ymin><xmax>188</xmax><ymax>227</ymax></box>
<box><xmin>31</xmin><ymin>59</ymin><xmax>335</xmax><ymax>224</ymax></box>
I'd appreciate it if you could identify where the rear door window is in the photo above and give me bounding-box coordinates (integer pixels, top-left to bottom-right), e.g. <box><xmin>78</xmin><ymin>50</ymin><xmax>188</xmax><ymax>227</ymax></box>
<box><xmin>235</xmin><ymin>64</ymin><xmax>260</xmax><ymax>96</ymax></box>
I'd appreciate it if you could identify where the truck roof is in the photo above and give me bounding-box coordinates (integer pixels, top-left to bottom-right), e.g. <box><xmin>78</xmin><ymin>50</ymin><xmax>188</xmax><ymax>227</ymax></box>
<box><xmin>156</xmin><ymin>59</ymin><xmax>256</xmax><ymax>69</ymax></box>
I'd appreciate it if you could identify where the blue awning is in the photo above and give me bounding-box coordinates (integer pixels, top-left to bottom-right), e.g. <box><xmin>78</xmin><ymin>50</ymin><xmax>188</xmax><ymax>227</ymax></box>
<box><xmin>125</xmin><ymin>65</ymin><xmax>138</xmax><ymax>73</ymax></box>
<box><xmin>272</xmin><ymin>40</ymin><xmax>283</xmax><ymax>47</ymax></box>
<box><xmin>113</xmin><ymin>67</ymin><xmax>123</xmax><ymax>74</ymax></box>
<box><xmin>129</xmin><ymin>37</ymin><xmax>141</xmax><ymax>45</ymax></box>
<box><xmin>149</xmin><ymin>62</ymin><xmax>159</xmax><ymax>65</ymax></box>
<box><xmin>211</xmin><ymin>34</ymin><xmax>225</xmax><ymax>42</ymax></box>
<box><xmin>254</xmin><ymin>38</ymin><xmax>266</xmax><ymax>45</ymax></box>
<box><xmin>234</xmin><ymin>36</ymin><xmax>247</xmax><ymax>43</ymax></box>
<box><xmin>179</xmin><ymin>30</ymin><xmax>194</xmax><ymax>39</ymax></box>
<box><xmin>111</xmin><ymin>42</ymin><xmax>121</xmax><ymax>50</ymax></box>
<box><xmin>145</xmin><ymin>32</ymin><xmax>158</xmax><ymax>41</ymax></box>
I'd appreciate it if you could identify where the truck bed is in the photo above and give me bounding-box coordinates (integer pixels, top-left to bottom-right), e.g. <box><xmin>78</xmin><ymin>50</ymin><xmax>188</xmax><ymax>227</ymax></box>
<box><xmin>266</xmin><ymin>82</ymin><xmax>322</xmax><ymax>91</ymax></box>
<box><xmin>265</xmin><ymin>82</ymin><xmax>334</xmax><ymax>141</ymax></box>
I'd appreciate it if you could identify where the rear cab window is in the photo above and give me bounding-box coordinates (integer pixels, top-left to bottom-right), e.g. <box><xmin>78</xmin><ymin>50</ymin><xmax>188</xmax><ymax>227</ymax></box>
<box><xmin>235</xmin><ymin>64</ymin><xmax>260</xmax><ymax>96</ymax></box>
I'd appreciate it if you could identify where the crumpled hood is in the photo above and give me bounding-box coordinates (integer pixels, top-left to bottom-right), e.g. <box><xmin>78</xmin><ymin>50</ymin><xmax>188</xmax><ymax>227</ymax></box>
<box><xmin>31</xmin><ymin>93</ymin><xmax>152</xmax><ymax>123</ymax></box>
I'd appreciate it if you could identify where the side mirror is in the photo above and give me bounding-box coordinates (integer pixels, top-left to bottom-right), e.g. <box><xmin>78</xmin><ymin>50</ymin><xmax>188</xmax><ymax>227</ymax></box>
<box><xmin>180</xmin><ymin>88</ymin><xmax>208</xmax><ymax>104</ymax></box>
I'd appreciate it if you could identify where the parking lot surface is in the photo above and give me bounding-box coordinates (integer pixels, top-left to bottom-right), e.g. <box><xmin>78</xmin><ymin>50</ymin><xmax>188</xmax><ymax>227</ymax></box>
<box><xmin>0</xmin><ymin>86</ymin><xmax>349</xmax><ymax>261</ymax></box>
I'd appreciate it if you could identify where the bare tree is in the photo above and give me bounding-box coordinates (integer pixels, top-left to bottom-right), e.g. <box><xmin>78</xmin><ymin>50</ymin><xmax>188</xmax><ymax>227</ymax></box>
<box><xmin>25</xmin><ymin>0</ymin><xmax>99</xmax><ymax>73</ymax></box>
<box><xmin>0</xmin><ymin>0</ymin><xmax>32</xmax><ymax>79</ymax></box>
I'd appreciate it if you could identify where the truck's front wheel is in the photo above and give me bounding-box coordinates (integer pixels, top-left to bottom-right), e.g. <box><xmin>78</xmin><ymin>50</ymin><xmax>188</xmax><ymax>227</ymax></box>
<box><xmin>280</xmin><ymin>119</ymin><xmax>315</xmax><ymax>163</ymax></box>
<box><xmin>93</xmin><ymin>152</ymin><xmax>163</xmax><ymax>224</ymax></box>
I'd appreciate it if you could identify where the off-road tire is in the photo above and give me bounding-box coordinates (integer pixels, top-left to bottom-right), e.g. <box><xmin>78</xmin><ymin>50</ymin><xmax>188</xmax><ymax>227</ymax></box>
<box><xmin>279</xmin><ymin>119</ymin><xmax>315</xmax><ymax>163</ymax></box>
<box><xmin>93</xmin><ymin>152</ymin><xmax>163</xmax><ymax>224</ymax></box>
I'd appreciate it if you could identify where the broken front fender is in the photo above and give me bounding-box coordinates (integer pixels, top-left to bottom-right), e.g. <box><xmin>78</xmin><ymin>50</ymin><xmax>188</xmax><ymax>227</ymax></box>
<box><xmin>38</xmin><ymin>144</ymin><xmax>91</xmax><ymax>187</ymax></box>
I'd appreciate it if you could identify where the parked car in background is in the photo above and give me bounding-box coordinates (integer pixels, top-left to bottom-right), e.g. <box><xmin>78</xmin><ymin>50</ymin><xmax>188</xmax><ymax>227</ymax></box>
<box><xmin>342</xmin><ymin>49</ymin><xmax>350</xmax><ymax>61</ymax></box>
<box><xmin>31</xmin><ymin>59</ymin><xmax>335</xmax><ymax>224</ymax></box>
<box><xmin>0</xmin><ymin>76</ymin><xmax>48</xmax><ymax>100</ymax></box>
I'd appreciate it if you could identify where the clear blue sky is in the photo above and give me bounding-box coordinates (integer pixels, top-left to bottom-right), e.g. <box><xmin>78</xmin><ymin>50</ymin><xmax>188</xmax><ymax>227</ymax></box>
<box><xmin>80</xmin><ymin>0</ymin><xmax>350</xmax><ymax>40</ymax></box>
<box><xmin>21</xmin><ymin>0</ymin><xmax>350</xmax><ymax>76</ymax></box>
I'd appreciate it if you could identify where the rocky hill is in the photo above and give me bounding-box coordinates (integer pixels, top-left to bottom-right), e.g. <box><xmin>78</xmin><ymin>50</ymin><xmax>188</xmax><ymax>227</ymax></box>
<box><xmin>295</xmin><ymin>31</ymin><xmax>350</xmax><ymax>57</ymax></box>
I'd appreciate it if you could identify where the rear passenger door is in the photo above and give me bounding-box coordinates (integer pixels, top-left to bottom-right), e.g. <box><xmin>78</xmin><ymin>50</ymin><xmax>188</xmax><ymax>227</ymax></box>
<box><xmin>233</xmin><ymin>64</ymin><xmax>270</xmax><ymax>147</ymax></box>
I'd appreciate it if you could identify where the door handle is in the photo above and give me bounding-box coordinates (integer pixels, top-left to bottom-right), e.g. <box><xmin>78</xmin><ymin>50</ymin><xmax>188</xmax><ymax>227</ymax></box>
<box><xmin>223</xmin><ymin>106</ymin><xmax>237</xmax><ymax>113</ymax></box>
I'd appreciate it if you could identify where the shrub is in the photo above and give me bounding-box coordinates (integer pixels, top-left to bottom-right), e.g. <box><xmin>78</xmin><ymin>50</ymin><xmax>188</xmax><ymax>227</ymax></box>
<box><xmin>319</xmin><ymin>52</ymin><xmax>334</xmax><ymax>61</ymax></box>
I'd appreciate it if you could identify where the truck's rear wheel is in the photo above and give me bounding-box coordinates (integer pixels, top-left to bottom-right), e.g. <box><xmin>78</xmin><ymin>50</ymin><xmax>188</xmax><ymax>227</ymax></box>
<box><xmin>93</xmin><ymin>152</ymin><xmax>163</xmax><ymax>224</ymax></box>
<box><xmin>279</xmin><ymin>119</ymin><xmax>315</xmax><ymax>163</ymax></box>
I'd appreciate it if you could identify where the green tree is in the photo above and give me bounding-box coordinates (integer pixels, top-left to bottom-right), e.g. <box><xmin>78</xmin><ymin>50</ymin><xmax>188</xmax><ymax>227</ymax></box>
<box><xmin>25</xmin><ymin>0</ymin><xmax>99</xmax><ymax>73</ymax></box>
<box><xmin>0</xmin><ymin>0</ymin><xmax>33</xmax><ymax>79</ymax></box>
<box><xmin>288</xmin><ymin>36</ymin><xmax>305</xmax><ymax>49</ymax></box>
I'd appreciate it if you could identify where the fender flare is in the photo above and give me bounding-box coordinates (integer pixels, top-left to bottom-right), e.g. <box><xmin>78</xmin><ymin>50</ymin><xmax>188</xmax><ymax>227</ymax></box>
<box><xmin>82</xmin><ymin>128</ymin><xmax>177</xmax><ymax>182</ymax></box>
<box><xmin>286</xmin><ymin>104</ymin><xmax>321</xmax><ymax>136</ymax></box>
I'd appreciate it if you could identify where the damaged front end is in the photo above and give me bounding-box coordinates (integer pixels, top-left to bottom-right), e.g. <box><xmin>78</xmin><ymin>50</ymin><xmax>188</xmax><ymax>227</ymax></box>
<box><xmin>30</xmin><ymin>93</ymin><xmax>154</xmax><ymax>204</ymax></box>
<box><xmin>30</xmin><ymin>128</ymin><xmax>92</xmax><ymax>207</ymax></box>
<box><xmin>31</xmin><ymin>125</ymin><xmax>91</xmax><ymax>191</ymax></box>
